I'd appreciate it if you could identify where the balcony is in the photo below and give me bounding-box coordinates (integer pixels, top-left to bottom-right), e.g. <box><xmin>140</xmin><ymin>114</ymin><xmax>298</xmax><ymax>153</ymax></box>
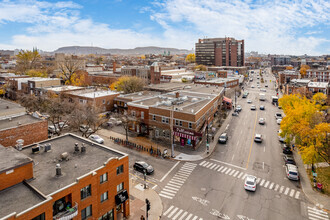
<box><xmin>53</xmin><ymin>202</ymin><xmax>78</xmax><ymax>220</ymax></box>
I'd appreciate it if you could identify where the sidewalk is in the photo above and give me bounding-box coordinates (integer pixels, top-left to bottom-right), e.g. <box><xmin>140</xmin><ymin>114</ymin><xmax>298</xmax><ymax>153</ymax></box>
<box><xmin>294</xmin><ymin>150</ymin><xmax>330</xmax><ymax>211</ymax></box>
<box><xmin>128</xmin><ymin>179</ymin><xmax>163</xmax><ymax>220</ymax></box>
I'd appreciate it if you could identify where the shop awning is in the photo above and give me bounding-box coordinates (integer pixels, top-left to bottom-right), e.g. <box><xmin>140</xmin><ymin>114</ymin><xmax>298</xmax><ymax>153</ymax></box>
<box><xmin>223</xmin><ymin>96</ymin><xmax>232</xmax><ymax>103</ymax></box>
<box><xmin>173</xmin><ymin>131</ymin><xmax>197</xmax><ymax>141</ymax></box>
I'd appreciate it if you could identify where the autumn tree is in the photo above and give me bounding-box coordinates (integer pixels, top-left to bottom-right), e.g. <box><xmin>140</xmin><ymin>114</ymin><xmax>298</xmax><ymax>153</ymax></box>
<box><xmin>16</xmin><ymin>49</ymin><xmax>41</xmax><ymax>73</ymax></box>
<box><xmin>185</xmin><ymin>53</ymin><xmax>196</xmax><ymax>63</ymax></box>
<box><xmin>58</xmin><ymin>56</ymin><xmax>84</xmax><ymax>85</ymax></box>
<box><xmin>67</xmin><ymin>70</ymin><xmax>91</xmax><ymax>87</ymax></box>
<box><xmin>26</xmin><ymin>69</ymin><xmax>48</xmax><ymax>78</ymax></box>
<box><xmin>110</xmin><ymin>76</ymin><xmax>144</xmax><ymax>94</ymax></box>
<box><xmin>312</xmin><ymin>92</ymin><xmax>327</xmax><ymax>110</ymax></box>
<box><xmin>300</xmin><ymin>64</ymin><xmax>310</xmax><ymax>77</ymax></box>
<box><xmin>286</xmin><ymin>66</ymin><xmax>293</xmax><ymax>70</ymax></box>
<box><xmin>194</xmin><ymin>64</ymin><xmax>207</xmax><ymax>71</ymax></box>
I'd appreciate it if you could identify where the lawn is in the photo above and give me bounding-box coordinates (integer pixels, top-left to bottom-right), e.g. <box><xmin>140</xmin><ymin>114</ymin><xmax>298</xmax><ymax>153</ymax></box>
<box><xmin>306</xmin><ymin>166</ymin><xmax>330</xmax><ymax>196</ymax></box>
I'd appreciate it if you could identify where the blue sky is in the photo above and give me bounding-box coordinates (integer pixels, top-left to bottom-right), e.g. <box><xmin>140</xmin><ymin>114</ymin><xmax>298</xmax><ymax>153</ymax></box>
<box><xmin>0</xmin><ymin>0</ymin><xmax>329</xmax><ymax>55</ymax></box>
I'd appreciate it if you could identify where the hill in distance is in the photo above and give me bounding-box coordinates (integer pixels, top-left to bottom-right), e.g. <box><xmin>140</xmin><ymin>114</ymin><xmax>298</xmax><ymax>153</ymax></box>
<box><xmin>53</xmin><ymin>46</ymin><xmax>193</xmax><ymax>55</ymax></box>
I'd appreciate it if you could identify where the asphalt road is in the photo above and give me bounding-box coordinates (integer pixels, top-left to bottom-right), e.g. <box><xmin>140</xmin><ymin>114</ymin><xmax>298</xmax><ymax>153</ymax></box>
<box><xmin>156</xmin><ymin>69</ymin><xmax>329</xmax><ymax>220</ymax></box>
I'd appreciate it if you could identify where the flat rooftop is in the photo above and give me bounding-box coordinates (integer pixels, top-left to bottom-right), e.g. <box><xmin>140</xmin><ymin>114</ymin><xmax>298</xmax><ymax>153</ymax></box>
<box><xmin>308</xmin><ymin>82</ymin><xmax>329</xmax><ymax>88</ymax></box>
<box><xmin>0</xmin><ymin>99</ymin><xmax>26</xmax><ymax>119</ymax></box>
<box><xmin>0</xmin><ymin>114</ymin><xmax>42</xmax><ymax>131</ymax></box>
<box><xmin>44</xmin><ymin>85</ymin><xmax>84</xmax><ymax>92</ymax></box>
<box><xmin>21</xmin><ymin>134</ymin><xmax>126</xmax><ymax>195</ymax></box>
<box><xmin>0</xmin><ymin>145</ymin><xmax>32</xmax><ymax>174</ymax></box>
<box><xmin>68</xmin><ymin>89</ymin><xmax>119</xmax><ymax>98</ymax></box>
<box><xmin>115</xmin><ymin>91</ymin><xmax>160</xmax><ymax>102</ymax></box>
<box><xmin>145</xmin><ymin>82</ymin><xmax>194</xmax><ymax>92</ymax></box>
<box><xmin>0</xmin><ymin>182</ymin><xmax>46</xmax><ymax>218</ymax></box>
<box><xmin>195</xmin><ymin>77</ymin><xmax>238</xmax><ymax>83</ymax></box>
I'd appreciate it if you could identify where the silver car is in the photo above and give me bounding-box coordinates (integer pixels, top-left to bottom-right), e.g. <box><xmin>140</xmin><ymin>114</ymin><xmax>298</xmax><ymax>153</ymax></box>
<box><xmin>285</xmin><ymin>164</ymin><xmax>299</xmax><ymax>180</ymax></box>
<box><xmin>244</xmin><ymin>175</ymin><xmax>257</xmax><ymax>191</ymax></box>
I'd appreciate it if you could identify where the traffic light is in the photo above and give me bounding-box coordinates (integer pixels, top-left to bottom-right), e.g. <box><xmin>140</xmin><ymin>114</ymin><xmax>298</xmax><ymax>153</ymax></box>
<box><xmin>146</xmin><ymin>199</ymin><xmax>150</xmax><ymax>211</ymax></box>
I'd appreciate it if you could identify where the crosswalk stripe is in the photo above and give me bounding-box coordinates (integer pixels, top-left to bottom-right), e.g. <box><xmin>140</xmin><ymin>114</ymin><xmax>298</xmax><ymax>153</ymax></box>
<box><xmin>206</xmin><ymin>163</ymin><xmax>213</xmax><ymax>168</ymax></box>
<box><xmin>269</xmin><ymin>183</ymin><xmax>274</xmax><ymax>190</ymax></box>
<box><xmin>159</xmin><ymin>193</ymin><xmax>173</xmax><ymax>199</ymax></box>
<box><xmin>167</xmin><ymin>183</ymin><xmax>181</xmax><ymax>188</ymax></box>
<box><xmin>175</xmin><ymin>172</ymin><xmax>190</xmax><ymax>177</ymax></box>
<box><xmin>185</xmin><ymin>162</ymin><xmax>197</xmax><ymax>167</ymax></box>
<box><xmin>237</xmin><ymin>172</ymin><xmax>244</xmax><ymax>178</ymax></box>
<box><xmin>242</xmin><ymin>173</ymin><xmax>248</xmax><ymax>180</ymax></box>
<box><xmin>256</xmin><ymin>178</ymin><xmax>261</xmax><ymax>184</ymax></box>
<box><xmin>192</xmin><ymin>216</ymin><xmax>198</xmax><ymax>220</ymax></box>
<box><xmin>173</xmin><ymin>175</ymin><xmax>188</xmax><ymax>180</ymax></box>
<box><xmin>165</xmin><ymin>186</ymin><xmax>179</xmax><ymax>191</ymax></box>
<box><xmin>260</xmin><ymin>179</ymin><xmax>265</xmax><ymax>186</ymax></box>
<box><xmin>171</xmin><ymin>178</ymin><xmax>185</xmax><ymax>183</ymax></box>
<box><xmin>308</xmin><ymin>207</ymin><xmax>329</xmax><ymax>215</ymax></box>
<box><xmin>308</xmin><ymin>207</ymin><xmax>329</xmax><ymax>216</ymax></box>
<box><xmin>308</xmin><ymin>213</ymin><xmax>329</xmax><ymax>220</ymax></box>
<box><xmin>186</xmin><ymin>213</ymin><xmax>193</xmax><ymax>220</ymax></box>
<box><xmin>182</xmin><ymin>164</ymin><xmax>197</xmax><ymax>169</ymax></box>
<box><xmin>210</xmin><ymin>164</ymin><xmax>217</xmax><ymax>169</ymax></box>
<box><xmin>233</xmin><ymin>170</ymin><xmax>240</xmax><ymax>177</ymax></box>
<box><xmin>160</xmin><ymin>190</ymin><xmax>176</xmax><ymax>196</ymax></box>
<box><xmin>181</xmin><ymin>166</ymin><xmax>195</xmax><ymax>170</ymax></box>
<box><xmin>179</xmin><ymin>168</ymin><xmax>194</xmax><ymax>173</ymax></box>
<box><xmin>274</xmin><ymin>184</ymin><xmax>279</xmax><ymax>191</ymax></box>
<box><xmin>218</xmin><ymin>166</ymin><xmax>224</xmax><ymax>172</ymax></box>
<box><xmin>225</xmin><ymin>168</ymin><xmax>232</xmax><ymax>174</ymax></box>
<box><xmin>178</xmin><ymin>211</ymin><xmax>188</xmax><ymax>220</ymax></box>
<box><xmin>289</xmin><ymin>189</ymin><xmax>295</xmax><ymax>197</ymax></box>
<box><xmin>221</xmin><ymin>167</ymin><xmax>228</xmax><ymax>173</ymax></box>
<box><xmin>229</xmin><ymin>169</ymin><xmax>235</xmax><ymax>176</ymax></box>
<box><xmin>199</xmin><ymin>161</ymin><xmax>206</xmax><ymax>166</ymax></box>
<box><xmin>172</xmin><ymin>209</ymin><xmax>183</xmax><ymax>220</ymax></box>
<box><xmin>264</xmin><ymin>181</ymin><xmax>270</xmax><ymax>188</ymax></box>
<box><xmin>163</xmin><ymin>205</ymin><xmax>174</xmax><ymax>216</ymax></box>
<box><xmin>279</xmin><ymin>186</ymin><xmax>284</xmax><ymax>193</ymax></box>
<box><xmin>168</xmin><ymin>207</ymin><xmax>179</xmax><ymax>218</ymax></box>
<box><xmin>169</xmin><ymin>180</ymin><xmax>183</xmax><ymax>186</ymax></box>
<box><xmin>162</xmin><ymin>188</ymin><xmax>177</xmax><ymax>194</ymax></box>
<box><xmin>284</xmin><ymin>187</ymin><xmax>290</xmax><ymax>195</ymax></box>
<box><xmin>214</xmin><ymin>164</ymin><xmax>220</xmax><ymax>170</ymax></box>
<box><xmin>295</xmin><ymin>191</ymin><xmax>300</xmax><ymax>199</ymax></box>
<box><xmin>202</xmin><ymin>162</ymin><xmax>210</xmax><ymax>167</ymax></box>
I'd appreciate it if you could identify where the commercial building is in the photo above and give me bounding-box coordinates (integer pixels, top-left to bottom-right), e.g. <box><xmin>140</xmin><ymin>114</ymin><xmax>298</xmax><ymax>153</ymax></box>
<box><xmin>305</xmin><ymin>69</ymin><xmax>330</xmax><ymax>82</ymax></box>
<box><xmin>0</xmin><ymin>133</ymin><xmax>129</xmax><ymax>220</ymax></box>
<box><xmin>278</xmin><ymin>70</ymin><xmax>300</xmax><ymax>85</ymax></box>
<box><xmin>195</xmin><ymin>37</ymin><xmax>244</xmax><ymax>67</ymax></box>
<box><xmin>271</xmin><ymin>56</ymin><xmax>291</xmax><ymax>66</ymax></box>
<box><xmin>121</xmin><ymin>64</ymin><xmax>161</xmax><ymax>84</ymax></box>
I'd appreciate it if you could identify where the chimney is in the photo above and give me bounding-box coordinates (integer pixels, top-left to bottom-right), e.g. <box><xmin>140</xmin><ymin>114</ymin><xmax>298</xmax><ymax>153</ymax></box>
<box><xmin>56</xmin><ymin>164</ymin><xmax>62</xmax><ymax>176</ymax></box>
<box><xmin>175</xmin><ymin>92</ymin><xmax>180</xmax><ymax>98</ymax></box>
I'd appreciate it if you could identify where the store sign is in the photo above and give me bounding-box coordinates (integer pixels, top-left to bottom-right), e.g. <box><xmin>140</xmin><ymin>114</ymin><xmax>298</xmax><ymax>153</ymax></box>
<box><xmin>115</xmin><ymin>190</ymin><xmax>129</xmax><ymax>205</ymax></box>
<box><xmin>174</xmin><ymin>127</ymin><xmax>202</xmax><ymax>137</ymax></box>
<box><xmin>160</xmin><ymin>75</ymin><xmax>172</xmax><ymax>83</ymax></box>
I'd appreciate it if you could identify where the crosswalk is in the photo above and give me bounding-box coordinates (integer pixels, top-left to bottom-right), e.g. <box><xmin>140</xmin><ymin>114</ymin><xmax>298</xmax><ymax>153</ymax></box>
<box><xmin>199</xmin><ymin>160</ymin><xmax>301</xmax><ymax>199</ymax></box>
<box><xmin>163</xmin><ymin>205</ymin><xmax>203</xmax><ymax>220</ymax></box>
<box><xmin>159</xmin><ymin>162</ymin><xmax>197</xmax><ymax>200</ymax></box>
<box><xmin>307</xmin><ymin>206</ymin><xmax>329</xmax><ymax>220</ymax></box>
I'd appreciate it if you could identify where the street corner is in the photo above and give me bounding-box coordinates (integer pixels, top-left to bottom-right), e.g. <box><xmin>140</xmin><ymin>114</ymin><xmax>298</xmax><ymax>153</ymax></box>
<box><xmin>126</xmin><ymin>194</ymin><xmax>145</xmax><ymax>220</ymax></box>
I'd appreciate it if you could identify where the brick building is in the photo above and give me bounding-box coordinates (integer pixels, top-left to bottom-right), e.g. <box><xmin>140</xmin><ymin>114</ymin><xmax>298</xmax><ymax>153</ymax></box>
<box><xmin>127</xmin><ymin>85</ymin><xmax>224</xmax><ymax>149</ymax></box>
<box><xmin>121</xmin><ymin>64</ymin><xmax>161</xmax><ymax>84</ymax></box>
<box><xmin>67</xmin><ymin>89</ymin><xmax>120</xmax><ymax>112</ymax></box>
<box><xmin>270</xmin><ymin>56</ymin><xmax>291</xmax><ymax>66</ymax></box>
<box><xmin>305</xmin><ymin>69</ymin><xmax>330</xmax><ymax>82</ymax></box>
<box><xmin>307</xmin><ymin>82</ymin><xmax>329</xmax><ymax>95</ymax></box>
<box><xmin>0</xmin><ymin>133</ymin><xmax>129</xmax><ymax>220</ymax></box>
<box><xmin>278</xmin><ymin>70</ymin><xmax>300</xmax><ymax>85</ymax></box>
<box><xmin>195</xmin><ymin>37</ymin><xmax>244</xmax><ymax>67</ymax></box>
<box><xmin>284</xmin><ymin>79</ymin><xmax>310</xmax><ymax>95</ymax></box>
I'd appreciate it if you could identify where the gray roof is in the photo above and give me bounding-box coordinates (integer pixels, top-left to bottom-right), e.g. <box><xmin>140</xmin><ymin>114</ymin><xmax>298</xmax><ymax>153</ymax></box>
<box><xmin>0</xmin><ymin>114</ymin><xmax>43</xmax><ymax>131</ymax></box>
<box><xmin>0</xmin><ymin>99</ymin><xmax>26</xmax><ymax>119</ymax></box>
<box><xmin>0</xmin><ymin>145</ymin><xmax>32</xmax><ymax>174</ymax></box>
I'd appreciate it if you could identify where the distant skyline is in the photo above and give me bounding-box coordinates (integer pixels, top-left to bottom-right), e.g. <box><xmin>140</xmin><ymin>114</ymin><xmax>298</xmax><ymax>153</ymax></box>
<box><xmin>0</xmin><ymin>0</ymin><xmax>329</xmax><ymax>55</ymax></box>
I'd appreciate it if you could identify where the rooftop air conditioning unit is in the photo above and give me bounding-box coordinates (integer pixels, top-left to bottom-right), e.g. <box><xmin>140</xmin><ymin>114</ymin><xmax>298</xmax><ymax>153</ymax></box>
<box><xmin>45</xmin><ymin>144</ymin><xmax>52</xmax><ymax>152</ymax></box>
<box><xmin>32</xmin><ymin>145</ymin><xmax>41</xmax><ymax>154</ymax></box>
<box><xmin>61</xmin><ymin>152</ymin><xmax>69</xmax><ymax>160</ymax></box>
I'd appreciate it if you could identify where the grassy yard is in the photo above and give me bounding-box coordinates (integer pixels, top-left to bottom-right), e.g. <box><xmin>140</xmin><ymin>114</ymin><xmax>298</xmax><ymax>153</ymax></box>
<box><xmin>306</xmin><ymin>166</ymin><xmax>330</xmax><ymax>196</ymax></box>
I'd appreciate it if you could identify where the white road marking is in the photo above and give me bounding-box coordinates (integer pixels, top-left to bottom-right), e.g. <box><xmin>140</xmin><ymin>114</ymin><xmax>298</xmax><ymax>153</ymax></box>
<box><xmin>160</xmin><ymin>161</ymin><xmax>180</xmax><ymax>182</ymax></box>
<box><xmin>221</xmin><ymin>167</ymin><xmax>228</xmax><ymax>173</ymax></box>
<box><xmin>274</xmin><ymin>184</ymin><xmax>279</xmax><ymax>191</ymax></box>
<box><xmin>179</xmin><ymin>167</ymin><xmax>194</xmax><ymax>172</ymax></box>
<box><xmin>163</xmin><ymin>205</ymin><xmax>174</xmax><ymax>216</ymax></box>
<box><xmin>186</xmin><ymin>213</ymin><xmax>193</xmax><ymax>220</ymax></box>
<box><xmin>269</xmin><ymin>183</ymin><xmax>274</xmax><ymax>190</ymax></box>
<box><xmin>289</xmin><ymin>189</ymin><xmax>295</xmax><ymax>197</ymax></box>
<box><xmin>175</xmin><ymin>172</ymin><xmax>190</xmax><ymax>177</ymax></box>
<box><xmin>210</xmin><ymin>158</ymin><xmax>247</xmax><ymax>170</ymax></box>
<box><xmin>233</xmin><ymin>171</ymin><xmax>240</xmax><ymax>177</ymax></box>
<box><xmin>152</xmin><ymin>185</ymin><xmax>157</xmax><ymax>190</ymax></box>
<box><xmin>225</xmin><ymin>168</ymin><xmax>232</xmax><ymax>174</ymax></box>
<box><xmin>199</xmin><ymin>161</ymin><xmax>206</xmax><ymax>166</ymax></box>
<box><xmin>169</xmin><ymin>180</ymin><xmax>183</xmax><ymax>186</ymax></box>
<box><xmin>167</xmin><ymin>183</ymin><xmax>181</xmax><ymax>189</ymax></box>
<box><xmin>202</xmin><ymin>162</ymin><xmax>210</xmax><ymax>167</ymax></box>
<box><xmin>206</xmin><ymin>163</ymin><xmax>213</xmax><ymax>168</ymax></box>
<box><xmin>232</xmin><ymin>155</ymin><xmax>235</xmax><ymax>161</ymax></box>
<box><xmin>242</xmin><ymin>174</ymin><xmax>248</xmax><ymax>180</ymax></box>
<box><xmin>295</xmin><ymin>191</ymin><xmax>300</xmax><ymax>199</ymax></box>
<box><xmin>284</xmin><ymin>187</ymin><xmax>290</xmax><ymax>195</ymax></box>
<box><xmin>165</xmin><ymin>186</ymin><xmax>179</xmax><ymax>191</ymax></box>
<box><xmin>192</xmin><ymin>216</ymin><xmax>198</xmax><ymax>220</ymax></box>
<box><xmin>256</xmin><ymin>178</ymin><xmax>261</xmax><ymax>184</ymax></box>
<box><xmin>172</xmin><ymin>177</ymin><xmax>186</xmax><ymax>182</ymax></box>
<box><xmin>279</xmin><ymin>186</ymin><xmax>285</xmax><ymax>193</ymax></box>
<box><xmin>264</xmin><ymin>181</ymin><xmax>270</xmax><ymax>188</ymax></box>
<box><xmin>218</xmin><ymin>166</ymin><xmax>224</xmax><ymax>172</ymax></box>
<box><xmin>159</xmin><ymin>190</ymin><xmax>175</xmax><ymax>196</ymax></box>
<box><xmin>168</xmin><ymin>207</ymin><xmax>179</xmax><ymax>218</ymax></box>
<box><xmin>178</xmin><ymin>211</ymin><xmax>188</xmax><ymax>220</ymax></box>
<box><xmin>260</xmin><ymin>179</ymin><xmax>265</xmax><ymax>186</ymax></box>
<box><xmin>210</xmin><ymin>164</ymin><xmax>217</xmax><ymax>170</ymax></box>
<box><xmin>172</xmin><ymin>209</ymin><xmax>183</xmax><ymax>220</ymax></box>
<box><xmin>308</xmin><ymin>207</ymin><xmax>329</xmax><ymax>215</ymax></box>
<box><xmin>308</xmin><ymin>213</ymin><xmax>329</xmax><ymax>220</ymax></box>
<box><xmin>214</xmin><ymin>164</ymin><xmax>220</xmax><ymax>170</ymax></box>
<box><xmin>229</xmin><ymin>169</ymin><xmax>236</xmax><ymax>176</ymax></box>
<box><xmin>159</xmin><ymin>193</ymin><xmax>173</xmax><ymax>199</ymax></box>
<box><xmin>237</xmin><ymin>172</ymin><xmax>244</xmax><ymax>178</ymax></box>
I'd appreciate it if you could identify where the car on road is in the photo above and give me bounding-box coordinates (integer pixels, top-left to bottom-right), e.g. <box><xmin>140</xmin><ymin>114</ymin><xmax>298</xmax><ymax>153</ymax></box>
<box><xmin>218</xmin><ymin>133</ymin><xmax>228</xmax><ymax>144</ymax></box>
<box><xmin>283</xmin><ymin>145</ymin><xmax>293</xmax><ymax>154</ymax></box>
<box><xmin>260</xmin><ymin>89</ymin><xmax>266</xmax><ymax>92</ymax></box>
<box><xmin>259</xmin><ymin>118</ymin><xmax>265</xmax><ymax>125</ymax></box>
<box><xmin>79</xmin><ymin>125</ymin><xmax>93</xmax><ymax>134</ymax></box>
<box><xmin>247</xmin><ymin>99</ymin><xmax>252</xmax><ymax>103</ymax></box>
<box><xmin>236</xmin><ymin>105</ymin><xmax>242</xmax><ymax>112</ymax></box>
<box><xmin>254</xmin><ymin>134</ymin><xmax>262</xmax><ymax>143</ymax></box>
<box><xmin>285</xmin><ymin>164</ymin><xmax>299</xmax><ymax>180</ymax></box>
<box><xmin>265</xmin><ymin>84</ymin><xmax>268</xmax><ymax>87</ymax></box>
<box><xmin>251</xmin><ymin>85</ymin><xmax>255</xmax><ymax>88</ymax></box>
<box><xmin>133</xmin><ymin>161</ymin><xmax>154</xmax><ymax>175</ymax></box>
<box><xmin>251</xmin><ymin>105</ymin><xmax>256</xmax><ymax>110</ymax></box>
<box><xmin>283</xmin><ymin>155</ymin><xmax>296</xmax><ymax>165</ymax></box>
<box><xmin>89</xmin><ymin>134</ymin><xmax>104</xmax><ymax>144</ymax></box>
<box><xmin>277</xmin><ymin>118</ymin><xmax>282</xmax><ymax>125</ymax></box>
<box><xmin>260</xmin><ymin>105</ymin><xmax>265</xmax><ymax>110</ymax></box>
<box><xmin>232</xmin><ymin>112</ymin><xmax>239</xmax><ymax>116</ymax></box>
<box><xmin>244</xmin><ymin>175</ymin><xmax>257</xmax><ymax>191</ymax></box>
<box><xmin>275</xmin><ymin>112</ymin><xmax>282</xmax><ymax>119</ymax></box>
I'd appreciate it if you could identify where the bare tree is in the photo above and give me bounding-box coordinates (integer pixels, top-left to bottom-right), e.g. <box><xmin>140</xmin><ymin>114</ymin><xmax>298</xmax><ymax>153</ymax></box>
<box><xmin>58</xmin><ymin>56</ymin><xmax>84</xmax><ymax>84</ymax></box>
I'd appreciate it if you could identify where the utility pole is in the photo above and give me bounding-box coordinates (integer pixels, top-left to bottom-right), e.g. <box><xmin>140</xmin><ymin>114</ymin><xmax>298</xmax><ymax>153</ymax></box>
<box><xmin>234</xmin><ymin>88</ymin><xmax>237</xmax><ymax>110</ymax></box>
<box><xmin>146</xmin><ymin>199</ymin><xmax>151</xmax><ymax>220</ymax></box>
<box><xmin>144</xmin><ymin>170</ymin><xmax>147</xmax><ymax>189</ymax></box>
<box><xmin>170</xmin><ymin>105</ymin><xmax>174</xmax><ymax>158</ymax></box>
<box><xmin>206</xmin><ymin>117</ymin><xmax>210</xmax><ymax>154</ymax></box>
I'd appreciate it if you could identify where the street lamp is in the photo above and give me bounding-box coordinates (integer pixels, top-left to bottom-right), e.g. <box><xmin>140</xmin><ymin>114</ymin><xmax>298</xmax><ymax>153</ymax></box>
<box><xmin>206</xmin><ymin>117</ymin><xmax>210</xmax><ymax>154</ymax></box>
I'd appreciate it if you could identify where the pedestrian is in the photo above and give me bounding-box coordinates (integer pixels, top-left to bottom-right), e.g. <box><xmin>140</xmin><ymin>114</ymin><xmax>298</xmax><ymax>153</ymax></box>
<box><xmin>292</xmin><ymin>144</ymin><xmax>295</xmax><ymax>150</ymax></box>
<box><xmin>140</xmin><ymin>215</ymin><xmax>145</xmax><ymax>220</ymax></box>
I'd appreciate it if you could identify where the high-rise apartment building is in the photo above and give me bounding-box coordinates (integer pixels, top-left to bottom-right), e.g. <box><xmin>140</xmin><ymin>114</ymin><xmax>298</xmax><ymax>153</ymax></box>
<box><xmin>195</xmin><ymin>37</ymin><xmax>244</xmax><ymax>67</ymax></box>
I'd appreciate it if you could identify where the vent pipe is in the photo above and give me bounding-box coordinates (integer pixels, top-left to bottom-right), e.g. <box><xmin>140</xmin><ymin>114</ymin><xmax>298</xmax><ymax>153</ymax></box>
<box><xmin>56</xmin><ymin>164</ymin><xmax>62</xmax><ymax>176</ymax></box>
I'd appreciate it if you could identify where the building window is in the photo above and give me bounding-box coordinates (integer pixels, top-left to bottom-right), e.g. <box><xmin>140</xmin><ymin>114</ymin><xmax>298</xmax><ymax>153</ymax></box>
<box><xmin>175</xmin><ymin>119</ymin><xmax>179</xmax><ymax>126</ymax></box>
<box><xmin>32</xmin><ymin>213</ymin><xmax>45</xmax><ymax>220</ymax></box>
<box><xmin>155</xmin><ymin>130</ymin><xmax>159</xmax><ymax>137</ymax></box>
<box><xmin>141</xmin><ymin>111</ymin><xmax>144</xmax><ymax>119</ymax></box>
<box><xmin>162</xmin><ymin>117</ymin><xmax>166</xmax><ymax>123</ymax></box>
<box><xmin>132</xmin><ymin>111</ymin><xmax>136</xmax><ymax>116</ymax></box>
<box><xmin>101</xmin><ymin>191</ymin><xmax>108</xmax><ymax>202</ymax></box>
<box><xmin>103</xmin><ymin>99</ymin><xmax>105</xmax><ymax>104</ymax></box>
<box><xmin>81</xmin><ymin>184</ymin><xmax>92</xmax><ymax>200</ymax></box>
<box><xmin>81</xmin><ymin>205</ymin><xmax>92</xmax><ymax>220</ymax></box>
<box><xmin>98</xmin><ymin>210</ymin><xmax>114</xmax><ymax>220</ymax></box>
<box><xmin>189</xmin><ymin>123</ymin><xmax>192</xmax><ymax>129</ymax></box>
<box><xmin>179</xmin><ymin>121</ymin><xmax>183</xmax><ymax>126</ymax></box>
<box><xmin>165</xmin><ymin>117</ymin><xmax>169</xmax><ymax>124</ymax></box>
<box><xmin>117</xmin><ymin>182</ymin><xmax>124</xmax><ymax>193</ymax></box>
<box><xmin>116</xmin><ymin>165</ymin><xmax>124</xmax><ymax>175</ymax></box>
<box><xmin>100</xmin><ymin>173</ymin><xmax>108</xmax><ymax>184</ymax></box>
<box><xmin>152</xmin><ymin>115</ymin><xmax>156</xmax><ymax>121</ymax></box>
<box><xmin>107</xmin><ymin>101</ymin><xmax>110</xmax><ymax>105</ymax></box>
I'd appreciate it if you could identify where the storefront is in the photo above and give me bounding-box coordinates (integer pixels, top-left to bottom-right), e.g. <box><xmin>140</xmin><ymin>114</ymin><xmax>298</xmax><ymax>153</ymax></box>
<box><xmin>173</xmin><ymin>127</ymin><xmax>202</xmax><ymax>149</ymax></box>
<box><xmin>115</xmin><ymin>190</ymin><xmax>129</xmax><ymax>220</ymax></box>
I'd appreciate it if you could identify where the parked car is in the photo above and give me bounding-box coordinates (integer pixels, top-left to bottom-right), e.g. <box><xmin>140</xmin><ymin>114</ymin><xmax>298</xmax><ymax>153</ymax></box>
<box><xmin>48</xmin><ymin>125</ymin><xmax>59</xmax><ymax>134</ymax></box>
<box><xmin>89</xmin><ymin>134</ymin><xmax>104</xmax><ymax>144</ymax></box>
<box><xmin>254</xmin><ymin>134</ymin><xmax>262</xmax><ymax>143</ymax></box>
<box><xmin>80</xmin><ymin>125</ymin><xmax>93</xmax><ymax>133</ymax></box>
<box><xmin>232</xmin><ymin>112</ymin><xmax>239</xmax><ymax>116</ymax></box>
<box><xmin>133</xmin><ymin>161</ymin><xmax>154</xmax><ymax>175</ymax></box>
<box><xmin>283</xmin><ymin>155</ymin><xmax>296</xmax><ymax>165</ymax></box>
<box><xmin>260</xmin><ymin>105</ymin><xmax>265</xmax><ymax>110</ymax></box>
<box><xmin>251</xmin><ymin>105</ymin><xmax>256</xmax><ymax>110</ymax></box>
<box><xmin>247</xmin><ymin>99</ymin><xmax>252</xmax><ymax>103</ymax></box>
<box><xmin>285</xmin><ymin>164</ymin><xmax>299</xmax><ymax>180</ymax></box>
<box><xmin>277</xmin><ymin>118</ymin><xmax>282</xmax><ymax>125</ymax></box>
<box><xmin>218</xmin><ymin>133</ymin><xmax>228</xmax><ymax>144</ymax></box>
<box><xmin>259</xmin><ymin>118</ymin><xmax>265</xmax><ymax>125</ymax></box>
<box><xmin>251</xmin><ymin>85</ymin><xmax>255</xmax><ymax>88</ymax></box>
<box><xmin>244</xmin><ymin>175</ymin><xmax>257</xmax><ymax>191</ymax></box>
<box><xmin>236</xmin><ymin>105</ymin><xmax>242</xmax><ymax>112</ymax></box>
<box><xmin>265</xmin><ymin>84</ymin><xmax>268</xmax><ymax>87</ymax></box>
<box><xmin>283</xmin><ymin>145</ymin><xmax>293</xmax><ymax>154</ymax></box>
<box><xmin>275</xmin><ymin>112</ymin><xmax>282</xmax><ymax>120</ymax></box>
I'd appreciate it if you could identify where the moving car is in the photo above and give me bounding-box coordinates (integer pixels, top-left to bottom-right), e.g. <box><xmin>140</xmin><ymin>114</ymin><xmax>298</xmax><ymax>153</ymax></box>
<box><xmin>247</xmin><ymin>100</ymin><xmax>252</xmax><ymax>103</ymax></box>
<box><xmin>244</xmin><ymin>175</ymin><xmax>257</xmax><ymax>191</ymax></box>
<box><xmin>285</xmin><ymin>164</ymin><xmax>299</xmax><ymax>180</ymax></box>
<box><xmin>259</xmin><ymin>118</ymin><xmax>265</xmax><ymax>125</ymax></box>
<box><xmin>254</xmin><ymin>134</ymin><xmax>262</xmax><ymax>143</ymax></box>
<box><xmin>260</xmin><ymin>105</ymin><xmax>265</xmax><ymax>110</ymax></box>
<box><xmin>133</xmin><ymin>161</ymin><xmax>154</xmax><ymax>175</ymax></box>
<box><xmin>275</xmin><ymin>112</ymin><xmax>282</xmax><ymax>120</ymax></box>
<box><xmin>283</xmin><ymin>155</ymin><xmax>296</xmax><ymax>165</ymax></box>
<box><xmin>218</xmin><ymin>133</ymin><xmax>228</xmax><ymax>144</ymax></box>
<box><xmin>251</xmin><ymin>105</ymin><xmax>256</xmax><ymax>110</ymax></box>
<box><xmin>232</xmin><ymin>112</ymin><xmax>239</xmax><ymax>116</ymax></box>
<box><xmin>89</xmin><ymin>134</ymin><xmax>104</xmax><ymax>144</ymax></box>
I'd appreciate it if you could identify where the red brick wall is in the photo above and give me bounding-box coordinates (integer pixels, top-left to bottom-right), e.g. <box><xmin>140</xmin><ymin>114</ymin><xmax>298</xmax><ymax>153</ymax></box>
<box><xmin>0</xmin><ymin>120</ymin><xmax>48</xmax><ymax>147</ymax></box>
<box><xmin>215</xmin><ymin>47</ymin><xmax>222</xmax><ymax>66</ymax></box>
<box><xmin>0</xmin><ymin>162</ymin><xmax>33</xmax><ymax>191</ymax></box>
<box><xmin>230</xmin><ymin>45</ymin><xmax>238</xmax><ymax>66</ymax></box>
<box><xmin>128</xmin><ymin>106</ymin><xmax>150</xmax><ymax>134</ymax></box>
